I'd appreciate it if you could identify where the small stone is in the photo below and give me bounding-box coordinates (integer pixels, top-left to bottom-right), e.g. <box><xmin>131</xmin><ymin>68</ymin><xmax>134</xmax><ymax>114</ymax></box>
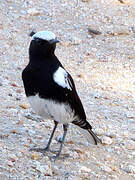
<box><xmin>122</xmin><ymin>130</ymin><xmax>129</xmax><ymax>137</ymax></box>
<box><xmin>93</xmin><ymin>92</ymin><xmax>101</xmax><ymax>98</ymax></box>
<box><xmin>8</xmin><ymin>93</ymin><xmax>13</xmax><ymax>97</ymax></box>
<box><xmin>94</xmin><ymin>128</ymin><xmax>104</xmax><ymax>136</ymax></box>
<box><xmin>77</xmin><ymin>74</ymin><xmax>84</xmax><ymax>78</ymax></box>
<box><xmin>8</xmin><ymin>105</ymin><xmax>16</xmax><ymax>109</ymax></box>
<box><xmin>70</xmin><ymin>37</ymin><xmax>81</xmax><ymax>45</ymax></box>
<box><xmin>27</xmin><ymin>8</ymin><xmax>40</xmax><ymax>16</ymax></box>
<box><xmin>62</xmin><ymin>41</ymin><xmax>71</xmax><ymax>47</ymax></box>
<box><xmin>67</xmin><ymin>140</ymin><xmax>74</xmax><ymax>144</ymax></box>
<box><xmin>11</xmin><ymin>130</ymin><xmax>17</xmax><ymax>134</ymax></box>
<box><xmin>104</xmin><ymin>154</ymin><xmax>111</xmax><ymax>161</ymax></box>
<box><xmin>11</xmin><ymin>83</ymin><xmax>18</xmax><ymax>87</ymax></box>
<box><xmin>124</xmin><ymin>165</ymin><xmax>135</xmax><ymax>173</ymax></box>
<box><xmin>35</xmin><ymin>162</ymin><xmax>52</xmax><ymax>175</ymax></box>
<box><xmin>81</xmin><ymin>166</ymin><xmax>91</xmax><ymax>173</ymax></box>
<box><xmin>31</xmin><ymin>152</ymin><xmax>40</xmax><ymax>160</ymax></box>
<box><xmin>97</xmin><ymin>115</ymin><xmax>103</xmax><ymax>120</ymax></box>
<box><xmin>7</xmin><ymin>160</ymin><xmax>14</xmax><ymax>167</ymax></box>
<box><xmin>19</xmin><ymin>103</ymin><xmax>30</xmax><ymax>109</ymax></box>
<box><xmin>131</xmin><ymin>151</ymin><xmax>135</xmax><ymax>156</ymax></box>
<box><xmin>125</xmin><ymin>112</ymin><xmax>135</xmax><ymax>119</ymax></box>
<box><xmin>101</xmin><ymin>166</ymin><xmax>112</xmax><ymax>173</ymax></box>
<box><xmin>9</xmin><ymin>154</ymin><xmax>18</xmax><ymax>162</ymax></box>
<box><xmin>125</xmin><ymin>140</ymin><xmax>135</xmax><ymax>150</ymax></box>
<box><xmin>16</xmin><ymin>89</ymin><xmax>23</xmax><ymax>93</ymax></box>
<box><xmin>105</xmin><ymin>131</ymin><xmax>116</xmax><ymax>138</ymax></box>
<box><xmin>102</xmin><ymin>136</ymin><xmax>113</xmax><ymax>145</ymax></box>
<box><xmin>118</xmin><ymin>0</ymin><xmax>131</xmax><ymax>4</ymax></box>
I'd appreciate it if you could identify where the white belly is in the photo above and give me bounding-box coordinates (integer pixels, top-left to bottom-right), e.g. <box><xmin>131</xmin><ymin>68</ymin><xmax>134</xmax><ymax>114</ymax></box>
<box><xmin>27</xmin><ymin>94</ymin><xmax>75</xmax><ymax>124</ymax></box>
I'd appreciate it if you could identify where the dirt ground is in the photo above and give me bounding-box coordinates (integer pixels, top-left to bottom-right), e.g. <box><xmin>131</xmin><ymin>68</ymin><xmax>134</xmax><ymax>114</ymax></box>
<box><xmin>0</xmin><ymin>0</ymin><xmax>135</xmax><ymax>179</ymax></box>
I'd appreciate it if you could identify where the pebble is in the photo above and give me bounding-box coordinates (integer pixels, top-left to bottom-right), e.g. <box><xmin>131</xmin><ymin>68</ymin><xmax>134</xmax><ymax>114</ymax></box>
<box><xmin>125</xmin><ymin>112</ymin><xmax>135</xmax><ymax>119</ymax></box>
<box><xmin>93</xmin><ymin>92</ymin><xmax>101</xmax><ymax>99</ymax></box>
<box><xmin>7</xmin><ymin>160</ymin><xmax>14</xmax><ymax>167</ymax></box>
<box><xmin>19</xmin><ymin>103</ymin><xmax>30</xmax><ymax>109</ymax></box>
<box><xmin>131</xmin><ymin>151</ymin><xmax>135</xmax><ymax>156</ymax></box>
<box><xmin>101</xmin><ymin>166</ymin><xmax>112</xmax><ymax>173</ymax></box>
<box><xmin>102</xmin><ymin>136</ymin><xmax>113</xmax><ymax>145</ymax></box>
<box><xmin>80</xmin><ymin>166</ymin><xmax>91</xmax><ymax>173</ymax></box>
<box><xmin>94</xmin><ymin>128</ymin><xmax>104</xmax><ymax>136</ymax></box>
<box><xmin>125</xmin><ymin>140</ymin><xmax>135</xmax><ymax>150</ymax></box>
<box><xmin>70</xmin><ymin>37</ymin><xmax>81</xmax><ymax>45</ymax></box>
<box><xmin>122</xmin><ymin>130</ymin><xmax>129</xmax><ymax>137</ymax></box>
<box><xmin>9</xmin><ymin>154</ymin><xmax>18</xmax><ymax>162</ymax></box>
<box><xmin>16</xmin><ymin>89</ymin><xmax>23</xmax><ymax>93</ymax></box>
<box><xmin>105</xmin><ymin>131</ymin><xmax>116</xmax><ymax>138</ymax></box>
<box><xmin>31</xmin><ymin>152</ymin><xmax>40</xmax><ymax>160</ymax></box>
<box><xmin>27</xmin><ymin>8</ymin><xmax>40</xmax><ymax>16</ymax></box>
<box><xmin>34</xmin><ymin>162</ymin><xmax>52</xmax><ymax>176</ymax></box>
<box><xmin>61</xmin><ymin>41</ymin><xmax>71</xmax><ymax>47</ymax></box>
<box><xmin>104</xmin><ymin>154</ymin><xmax>112</xmax><ymax>161</ymax></box>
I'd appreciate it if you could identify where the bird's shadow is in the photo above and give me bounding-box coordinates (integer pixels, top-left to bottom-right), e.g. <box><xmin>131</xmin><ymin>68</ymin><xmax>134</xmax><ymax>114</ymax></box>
<box><xmin>29</xmin><ymin>147</ymin><xmax>70</xmax><ymax>161</ymax></box>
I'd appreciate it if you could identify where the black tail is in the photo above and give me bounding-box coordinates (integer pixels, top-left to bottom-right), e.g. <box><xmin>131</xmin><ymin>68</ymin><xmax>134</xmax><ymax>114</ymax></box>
<box><xmin>72</xmin><ymin>119</ymin><xmax>102</xmax><ymax>145</ymax></box>
<box><xmin>87</xmin><ymin>128</ymin><xmax>102</xmax><ymax>145</ymax></box>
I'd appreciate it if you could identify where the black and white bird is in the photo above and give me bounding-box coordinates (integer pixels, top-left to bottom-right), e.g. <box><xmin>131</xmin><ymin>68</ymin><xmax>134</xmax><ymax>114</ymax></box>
<box><xmin>22</xmin><ymin>31</ymin><xmax>101</xmax><ymax>158</ymax></box>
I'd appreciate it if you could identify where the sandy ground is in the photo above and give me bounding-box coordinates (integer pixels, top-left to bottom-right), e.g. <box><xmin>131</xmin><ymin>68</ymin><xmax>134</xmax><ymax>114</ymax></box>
<box><xmin>0</xmin><ymin>0</ymin><xmax>135</xmax><ymax>179</ymax></box>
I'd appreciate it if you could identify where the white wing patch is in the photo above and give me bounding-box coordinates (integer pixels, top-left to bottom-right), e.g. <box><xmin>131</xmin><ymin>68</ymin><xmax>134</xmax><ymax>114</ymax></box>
<box><xmin>53</xmin><ymin>67</ymin><xmax>72</xmax><ymax>90</ymax></box>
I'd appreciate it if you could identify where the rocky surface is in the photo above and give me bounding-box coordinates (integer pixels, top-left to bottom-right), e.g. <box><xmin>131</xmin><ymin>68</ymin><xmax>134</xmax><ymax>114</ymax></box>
<box><xmin>0</xmin><ymin>0</ymin><xmax>135</xmax><ymax>179</ymax></box>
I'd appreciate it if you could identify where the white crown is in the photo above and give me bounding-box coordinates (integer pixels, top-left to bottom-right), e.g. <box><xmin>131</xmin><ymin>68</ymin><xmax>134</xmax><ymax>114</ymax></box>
<box><xmin>32</xmin><ymin>31</ymin><xmax>56</xmax><ymax>41</ymax></box>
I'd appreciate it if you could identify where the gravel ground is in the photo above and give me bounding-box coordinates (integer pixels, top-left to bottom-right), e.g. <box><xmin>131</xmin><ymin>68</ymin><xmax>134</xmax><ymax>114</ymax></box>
<box><xmin>0</xmin><ymin>0</ymin><xmax>135</xmax><ymax>179</ymax></box>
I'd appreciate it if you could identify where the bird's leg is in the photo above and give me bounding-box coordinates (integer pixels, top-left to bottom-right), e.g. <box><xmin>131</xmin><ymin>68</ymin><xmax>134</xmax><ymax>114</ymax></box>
<box><xmin>43</xmin><ymin>121</ymin><xmax>58</xmax><ymax>151</ymax></box>
<box><xmin>56</xmin><ymin>124</ymin><xmax>68</xmax><ymax>158</ymax></box>
<box><xmin>30</xmin><ymin>121</ymin><xmax>58</xmax><ymax>153</ymax></box>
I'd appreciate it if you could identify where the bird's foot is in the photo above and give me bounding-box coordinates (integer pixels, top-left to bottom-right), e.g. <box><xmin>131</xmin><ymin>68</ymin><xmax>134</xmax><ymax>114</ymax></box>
<box><xmin>30</xmin><ymin>146</ymin><xmax>49</xmax><ymax>153</ymax></box>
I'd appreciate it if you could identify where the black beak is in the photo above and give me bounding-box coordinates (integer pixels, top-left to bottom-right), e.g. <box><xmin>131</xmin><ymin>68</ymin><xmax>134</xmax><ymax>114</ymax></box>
<box><xmin>29</xmin><ymin>31</ymin><xmax>36</xmax><ymax>37</ymax></box>
<box><xmin>49</xmin><ymin>38</ymin><xmax>59</xmax><ymax>44</ymax></box>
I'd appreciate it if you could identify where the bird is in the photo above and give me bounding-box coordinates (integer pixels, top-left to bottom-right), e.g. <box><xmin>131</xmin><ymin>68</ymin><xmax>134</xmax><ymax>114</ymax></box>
<box><xmin>22</xmin><ymin>30</ymin><xmax>101</xmax><ymax>158</ymax></box>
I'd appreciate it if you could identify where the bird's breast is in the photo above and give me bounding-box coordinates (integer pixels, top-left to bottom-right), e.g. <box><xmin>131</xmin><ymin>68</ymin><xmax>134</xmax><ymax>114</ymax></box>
<box><xmin>27</xmin><ymin>94</ymin><xmax>76</xmax><ymax>124</ymax></box>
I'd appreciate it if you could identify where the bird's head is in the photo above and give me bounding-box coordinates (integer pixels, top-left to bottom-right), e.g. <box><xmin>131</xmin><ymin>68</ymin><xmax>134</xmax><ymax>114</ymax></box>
<box><xmin>29</xmin><ymin>31</ymin><xmax>59</xmax><ymax>57</ymax></box>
